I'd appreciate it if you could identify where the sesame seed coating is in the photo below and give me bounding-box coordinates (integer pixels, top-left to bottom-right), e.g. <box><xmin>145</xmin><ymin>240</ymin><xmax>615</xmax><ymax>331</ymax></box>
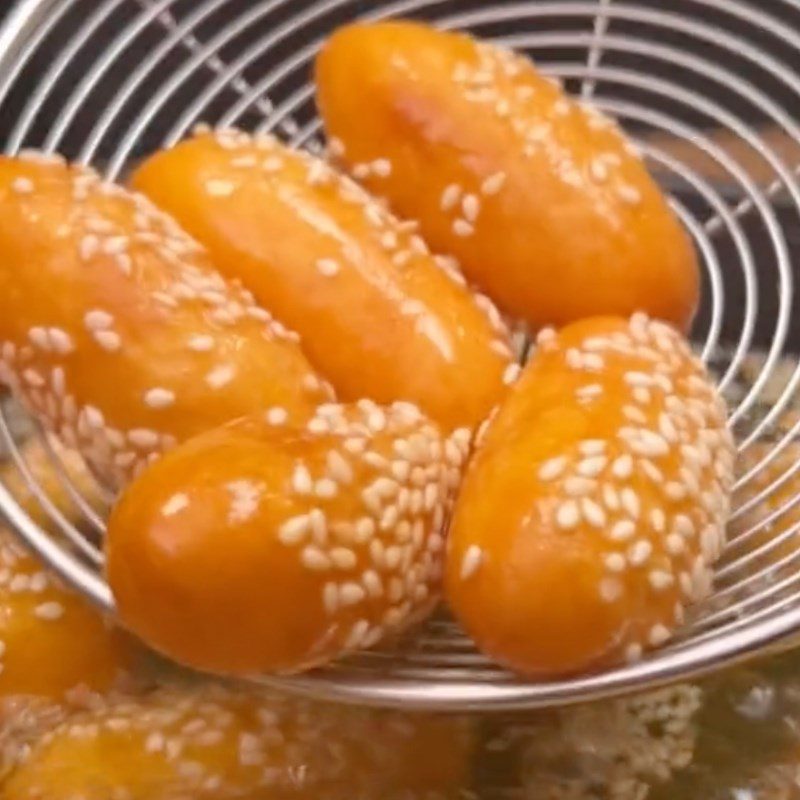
<box><xmin>0</xmin><ymin>521</ymin><xmax>133</xmax><ymax>701</ymax></box>
<box><xmin>2</xmin><ymin>683</ymin><xmax>472</xmax><ymax>798</ymax></box>
<box><xmin>107</xmin><ymin>400</ymin><xmax>464</xmax><ymax>675</ymax></box>
<box><xmin>0</xmin><ymin>155</ymin><xmax>327</xmax><ymax>488</ymax></box>
<box><xmin>316</xmin><ymin>20</ymin><xmax>699</xmax><ymax>332</ymax></box>
<box><xmin>447</xmin><ymin>314</ymin><xmax>734</xmax><ymax>677</ymax></box>
<box><xmin>132</xmin><ymin>130</ymin><xmax>511</xmax><ymax>432</ymax></box>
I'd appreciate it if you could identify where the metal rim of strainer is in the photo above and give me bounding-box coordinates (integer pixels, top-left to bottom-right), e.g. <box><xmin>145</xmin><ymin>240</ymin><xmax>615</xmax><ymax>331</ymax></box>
<box><xmin>0</xmin><ymin>0</ymin><xmax>799</xmax><ymax>711</ymax></box>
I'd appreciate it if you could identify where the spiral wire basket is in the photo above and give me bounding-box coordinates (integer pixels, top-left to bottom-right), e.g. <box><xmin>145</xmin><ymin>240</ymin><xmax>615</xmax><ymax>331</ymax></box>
<box><xmin>0</xmin><ymin>0</ymin><xmax>799</xmax><ymax>711</ymax></box>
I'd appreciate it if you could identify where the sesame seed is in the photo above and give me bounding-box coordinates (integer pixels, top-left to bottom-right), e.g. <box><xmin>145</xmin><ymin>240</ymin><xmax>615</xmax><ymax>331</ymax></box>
<box><xmin>625</xmin><ymin>643</ymin><xmax>643</xmax><ymax>663</ymax></box>
<box><xmin>262</xmin><ymin>156</ymin><xmax>283</xmax><ymax>172</ymax></box>
<box><xmin>577</xmin><ymin>456</ymin><xmax>607</xmax><ymax>478</ymax></box>
<box><xmin>649</xmin><ymin>570</ymin><xmax>674</xmax><ymax>591</ymax></box>
<box><xmin>462</xmin><ymin>194</ymin><xmax>480</xmax><ymax>222</ymax></box>
<box><xmin>481</xmin><ymin>171</ymin><xmax>507</xmax><ymax>195</ymax></box>
<box><xmin>28</xmin><ymin>326</ymin><xmax>49</xmax><ymax>350</ymax></box>
<box><xmin>128</xmin><ymin>428</ymin><xmax>160</xmax><ymax>449</ymax></box>
<box><xmin>355</xmin><ymin>517</ymin><xmax>375</xmax><ymax>543</ymax></box>
<box><xmin>461</xmin><ymin>545</ymin><xmax>483</xmax><ymax>580</ymax></box>
<box><xmin>279</xmin><ymin>515</ymin><xmax>310</xmax><ymax>546</ymax></box>
<box><xmin>339</xmin><ymin>582</ymin><xmax>366</xmax><ymax>606</ymax></box>
<box><xmin>666</xmin><ymin>533</ymin><xmax>685</xmax><ymax>555</ymax></box>
<box><xmin>315</xmin><ymin>478</ymin><xmax>338</xmax><ymax>499</ymax></box>
<box><xmin>265</xmin><ymin>407</ymin><xmax>288</xmax><ymax>426</ymax></box>
<box><xmin>103</xmin><ymin>236</ymin><xmax>128</xmax><ymax>256</ymax></box>
<box><xmin>441</xmin><ymin>184</ymin><xmax>462</xmax><ymax>211</ymax></box>
<box><xmin>656</xmin><ymin>414</ymin><xmax>679</xmax><ymax>444</ymax></box>
<box><xmin>565</xmin><ymin>476</ymin><xmax>595</xmax><ymax>496</ymax></box>
<box><xmin>665</xmin><ymin>482</ymin><xmax>687</xmax><ymax>502</ymax></box>
<box><xmin>79</xmin><ymin>235</ymin><xmax>99</xmax><ymax>261</ymax></box>
<box><xmin>618</xmin><ymin>184</ymin><xmax>642</xmax><ymax>205</ymax></box>
<box><xmin>621</xmin><ymin>487</ymin><xmax>641</xmax><ymax>519</ymax></box>
<box><xmin>34</xmin><ymin>601</ymin><xmax>64</xmax><ymax>621</ymax></box>
<box><xmin>80</xmin><ymin>405</ymin><xmax>104</xmax><ymax>430</ymax></box>
<box><xmin>581</xmin><ymin>497</ymin><xmax>606</xmax><ymax>527</ymax></box>
<box><xmin>453</xmin><ymin>219</ymin><xmax>475</xmax><ymax>237</ymax></box>
<box><xmin>650</xmin><ymin>508</ymin><xmax>666</xmax><ymax>532</ymax></box>
<box><xmin>301</xmin><ymin>546</ymin><xmax>331</xmax><ymax>571</ymax></box>
<box><xmin>579</xmin><ymin>440</ymin><xmax>606</xmax><ymax>456</ymax></box>
<box><xmin>205</xmin><ymin>364</ymin><xmax>235</xmax><ymax>389</ymax></box>
<box><xmin>162</xmin><ymin>493</ymin><xmax>189</xmax><ymax>517</ymax></box>
<box><xmin>623</xmin><ymin>405</ymin><xmax>647</xmax><ymax>424</ymax></box>
<box><xmin>51</xmin><ymin>366</ymin><xmax>66</xmax><ymax>396</ymax></box>
<box><xmin>538</xmin><ymin>456</ymin><xmax>567</xmax><ymax>481</ymax></box>
<box><xmin>589</xmin><ymin>158</ymin><xmax>609</xmax><ymax>182</ymax></box>
<box><xmin>648</xmin><ymin>623</ymin><xmax>671</xmax><ymax>646</ymax></box>
<box><xmin>345</xmin><ymin>619</ymin><xmax>370</xmax><ymax>650</ymax></box>
<box><xmin>12</xmin><ymin>176</ymin><xmax>33</xmax><ymax>193</ymax></box>
<box><xmin>145</xmin><ymin>732</ymin><xmax>165</xmax><ymax>753</ymax></box>
<box><xmin>327</xmin><ymin>136</ymin><xmax>345</xmax><ymax>157</ymax></box>
<box><xmin>48</xmin><ymin>328</ymin><xmax>73</xmax><ymax>354</ymax></box>
<box><xmin>308</xmin><ymin>508</ymin><xmax>327</xmax><ymax>544</ymax></box>
<box><xmin>23</xmin><ymin>368</ymin><xmax>44</xmax><ymax>387</ymax></box>
<box><xmin>322</xmin><ymin>583</ymin><xmax>339</xmax><ymax>615</ymax></box>
<box><xmin>602</xmin><ymin>483</ymin><xmax>620</xmax><ymax>511</ymax></box>
<box><xmin>94</xmin><ymin>330</ymin><xmax>121</xmax><ymax>352</ymax></box>
<box><xmin>372</xmin><ymin>158</ymin><xmax>392</xmax><ymax>177</ymax></box>
<box><xmin>624</xmin><ymin>371</ymin><xmax>653</xmax><ymax>388</ymax></box>
<box><xmin>502</xmin><ymin>363</ymin><xmax>521</xmax><ymax>385</ymax></box>
<box><xmin>188</xmin><ymin>335</ymin><xmax>214</xmax><ymax>352</ymax></box>
<box><xmin>604</xmin><ymin>552</ymin><xmax>627</xmax><ymax>573</ymax></box>
<box><xmin>144</xmin><ymin>387</ymin><xmax>175</xmax><ymax>409</ymax></box>
<box><xmin>555</xmin><ymin>500</ymin><xmax>580</xmax><ymax>530</ymax></box>
<box><xmin>316</xmin><ymin>258</ymin><xmax>339</xmax><ymax>277</ymax></box>
<box><xmin>576</xmin><ymin>384</ymin><xmax>603</xmax><ymax>400</ymax></box>
<box><xmin>566</xmin><ymin>348</ymin><xmax>583</xmax><ymax>369</ymax></box>
<box><xmin>292</xmin><ymin>465</ymin><xmax>312</xmax><ymax>495</ymax></box>
<box><xmin>599</xmin><ymin>578</ymin><xmax>623</xmax><ymax>602</ymax></box>
<box><xmin>537</xmin><ymin>327</ymin><xmax>557</xmax><ymax>346</ymax></box>
<box><xmin>640</xmin><ymin>459</ymin><xmax>664</xmax><ymax>485</ymax></box>
<box><xmin>307</xmin><ymin>418</ymin><xmax>329</xmax><ymax>434</ymax></box>
<box><xmin>367</xmin><ymin>408</ymin><xmax>386</xmax><ymax>432</ymax></box>
<box><xmin>206</xmin><ymin>179</ymin><xmax>235</xmax><ymax>197</ymax></box>
<box><xmin>701</xmin><ymin>525</ymin><xmax>721</xmax><ymax>561</ymax></box>
<box><xmin>362</xmin><ymin>570</ymin><xmax>383</xmax><ymax>597</ymax></box>
<box><xmin>628</xmin><ymin>539</ymin><xmax>653</xmax><ymax>566</ymax></box>
<box><xmin>326</xmin><ymin>451</ymin><xmax>353</xmax><ymax>484</ymax></box>
<box><xmin>610</xmin><ymin>520</ymin><xmax>635</xmax><ymax>541</ymax></box>
<box><xmin>330</xmin><ymin>547</ymin><xmax>357</xmax><ymax>570</ymax></box>
<box><xmin>582</xmin><ymin>353</ymin><xmax>604</xmax><ymax>371</ymax></box>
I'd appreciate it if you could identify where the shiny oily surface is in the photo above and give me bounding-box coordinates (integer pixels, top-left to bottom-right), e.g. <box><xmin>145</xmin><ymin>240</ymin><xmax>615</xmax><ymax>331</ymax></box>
<box><xmin>316</xmin><ymin>21</ymin><xmax>700</xmax><ymax>331</ymax></box>
<box><xmin>107</xmin><ymin>401</ymin><xmax>468</xmax><ymax>675</ymax></box>
<box><xmin>133</xmin><ymin>129</ymin><xmax>512</xmax><ymax>432</ymax></box>
<box><xmin>447</xmin><ymin>314</ymin><xmax>735</xmax><ymax>676</ymax></box>
<box><xmin>0</xmin><ymin>0</ymin><xmax>799</xmax><ymax>711</ymax></box>
<box><xmin>0</xmin><ymin>154</ymin><xmax>328</xmax><ymax>489</ymax></box>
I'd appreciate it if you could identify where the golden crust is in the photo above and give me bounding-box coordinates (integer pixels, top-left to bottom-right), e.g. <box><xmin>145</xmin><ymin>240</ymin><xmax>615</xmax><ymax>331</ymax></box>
<box><xmin>0</xmin><ymin>155</ymin><xmax>328</xmax><ymax>488</ymax></box>
<box><xmin>107</xmin><ymin>400</ymin><xmax>469</xmax><ymax>674</ymax></box>
<box><xmin>316</xmin><ymin>21</ymin><xmax>699</xmax><ymax>331</ymax></box>
<box><xmin>446</xmin><ymin>314</ymin><xmax>734</xmax><ymax>676</ymax></box>
<box><xmin>3</xmin><ymin>682</ymin><xmax>473</xmax><ymax>799</ymax></box>
<box><xmin>133</xmin><ymin>130</ymin><xmax>512</xmax><ymax>431</ymax></box>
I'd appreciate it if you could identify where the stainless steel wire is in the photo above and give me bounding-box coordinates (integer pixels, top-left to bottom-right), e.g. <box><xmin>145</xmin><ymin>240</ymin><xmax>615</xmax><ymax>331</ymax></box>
<box><xmin>0</xmin><ymin>0</ymin><xmax>799</xmax><ymax>710</ymax></box>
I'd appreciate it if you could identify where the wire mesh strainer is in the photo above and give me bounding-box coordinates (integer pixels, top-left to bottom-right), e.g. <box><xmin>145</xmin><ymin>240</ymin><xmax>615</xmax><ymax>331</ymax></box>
<box><xmin>0</xmin><ymin>0</ymin><xmax>799</xmax><ymax>712</ymax></box>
